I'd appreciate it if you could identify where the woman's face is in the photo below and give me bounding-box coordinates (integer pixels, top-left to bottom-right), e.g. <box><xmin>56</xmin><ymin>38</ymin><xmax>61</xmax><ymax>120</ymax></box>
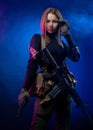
<box><xmin>45</xmin><ymin>13</ymin><xmax>59</xmax><ymax>34</ymax></box>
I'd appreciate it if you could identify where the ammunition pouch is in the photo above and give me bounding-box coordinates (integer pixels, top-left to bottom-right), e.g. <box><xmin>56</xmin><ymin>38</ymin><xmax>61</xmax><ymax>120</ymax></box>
<box><xmin>29</xmin><ymin>72</ymin><xmax>54</xmax><ymax>98</ymax></box>
<box><xmin>29</xmin><ymin>65</ymin><xmax>76</xmax><ymax>99</ymax></box>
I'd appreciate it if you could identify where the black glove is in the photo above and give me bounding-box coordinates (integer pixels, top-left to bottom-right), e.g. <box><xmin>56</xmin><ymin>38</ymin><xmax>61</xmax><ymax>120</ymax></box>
<box><xmin>17</xmin><ymin>88</ymin><xmax>30</xmax><ymax>117</ymax></box>
<box><xmin>60</xmin><ymin>19</ymin><xmax>70</xmax><ymax>36</ymax></box>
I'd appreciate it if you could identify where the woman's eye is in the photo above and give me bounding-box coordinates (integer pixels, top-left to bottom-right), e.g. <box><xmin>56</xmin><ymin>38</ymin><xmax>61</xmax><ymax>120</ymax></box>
<box><xmin>46</xmin><ymin>20</ymin><xmax>58</xmax><ymax>23</ymax></box>
<box><xmin>53</xmin><ymin>20</ymin><xmax>58</xmax><ymax>23</ymax></box>
<box><xmin>46</xmin><ymin>20</ymin><xmax>50</xmax><ymax>23</ymax></box>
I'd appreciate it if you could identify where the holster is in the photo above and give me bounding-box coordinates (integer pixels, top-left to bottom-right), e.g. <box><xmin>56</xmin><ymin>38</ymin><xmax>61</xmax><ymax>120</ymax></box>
<box><xmin>29</xmin><ymin>72</ymin><xmax>54</xmax><ymax>98</ymax></box>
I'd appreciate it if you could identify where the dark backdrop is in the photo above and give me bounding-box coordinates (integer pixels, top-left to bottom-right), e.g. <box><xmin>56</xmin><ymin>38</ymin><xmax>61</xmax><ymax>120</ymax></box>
<box><xmin>0</xmin><ymin>0</ymin><xmax>93</xmax><ymax>130</ymax></box>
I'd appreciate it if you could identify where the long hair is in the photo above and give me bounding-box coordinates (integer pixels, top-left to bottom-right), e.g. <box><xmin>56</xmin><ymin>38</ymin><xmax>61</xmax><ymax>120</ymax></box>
<box><xmin>40</xmin><ymin>8</ymin><xmax>64</xmax><ymax>45</ymax></box>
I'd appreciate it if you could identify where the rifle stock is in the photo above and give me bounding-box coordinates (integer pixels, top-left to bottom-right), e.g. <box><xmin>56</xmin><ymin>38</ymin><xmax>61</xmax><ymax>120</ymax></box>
<box><xmin>42</xmin><ymin>47</ymin><xmax>93</xmax><ymax>126</ymax></box>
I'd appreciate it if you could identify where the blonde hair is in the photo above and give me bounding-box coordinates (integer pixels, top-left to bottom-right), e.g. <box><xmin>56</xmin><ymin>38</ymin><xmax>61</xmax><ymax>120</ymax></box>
<box><xmin>40</xmin><ymin>7</ymin><xmax>64</xmax><ymax>45</ymax></box>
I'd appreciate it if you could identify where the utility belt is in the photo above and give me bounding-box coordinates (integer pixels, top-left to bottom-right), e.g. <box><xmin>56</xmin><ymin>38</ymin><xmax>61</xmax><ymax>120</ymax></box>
<box><xmin>29</xmin><ymin>67</ymin><xmax>55</xmax><ymax>98</ymax></box>
<box><xmin>30</xmin><ymin>65</ymin><xmax>76</xmax><ymax>99</ymax></box>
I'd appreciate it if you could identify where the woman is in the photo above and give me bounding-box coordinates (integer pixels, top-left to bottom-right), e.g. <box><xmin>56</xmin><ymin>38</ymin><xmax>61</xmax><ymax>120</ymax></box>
<box><xmin>18</xmin><ymin>7</ymin><xmax>80</xmax><ymax>130</ymax></box>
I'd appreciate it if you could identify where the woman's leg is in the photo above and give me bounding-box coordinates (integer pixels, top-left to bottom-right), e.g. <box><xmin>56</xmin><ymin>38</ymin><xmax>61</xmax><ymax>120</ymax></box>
<box><xmin>30</xmin><ymin>98</ymin><xmax>54</xmax><ymax>130</ymax></box>
<box><xmin>55</xmin><ymin>94</ymin><xmax>72</xmax><ymax>130</ymax></box>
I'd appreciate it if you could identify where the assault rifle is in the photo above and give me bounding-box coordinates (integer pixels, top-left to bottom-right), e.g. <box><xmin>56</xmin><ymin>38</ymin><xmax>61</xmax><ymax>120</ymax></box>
<box><xmin>42</xmin><ymin>47</ymin><xmax>93</xmax><ymax>126</ymax></box>
<box><xmin>16</xmin><ymin>47</ymin><xmax>93</xmax><ymax>126</ymax></box>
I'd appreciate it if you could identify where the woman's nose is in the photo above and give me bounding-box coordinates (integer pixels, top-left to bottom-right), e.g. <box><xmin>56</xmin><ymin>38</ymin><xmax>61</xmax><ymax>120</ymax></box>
<box><xmin>49</xmin><ymin>22</ymin><xmax>53</xmax><ymax>27</ymax></box>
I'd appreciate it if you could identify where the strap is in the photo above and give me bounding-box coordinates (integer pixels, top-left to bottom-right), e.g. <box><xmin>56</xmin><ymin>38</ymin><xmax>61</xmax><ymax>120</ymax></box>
<box><xmin>40</xmin><ymin>34</ymin><xmax>67</xmax><ymax>66</ymax></box>
<box><xmin>41</xmin><ymin>35</ymin><xmax>46</xmax><ymax>50</ymax></box>
<box><xmin>41</xmin><ymin>35</ymin><xmax>64</xmax><ymax>49</ymax></box>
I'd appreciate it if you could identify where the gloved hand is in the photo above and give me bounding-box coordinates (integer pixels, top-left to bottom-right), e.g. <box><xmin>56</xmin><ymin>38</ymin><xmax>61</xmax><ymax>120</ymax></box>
<box><xmin>17</xmin><ymin>88</ymin><xmax>30</xmax><ymax>117</ymax></box>
<box><xmin>61</xmin><ymin>19</ymin><xmax>70</xmax><ymax>35</ymax></box>
<box><xmin>18</xmin><ymin>88</ymin><xmax>30</xmax><ymax>106</ymax></box>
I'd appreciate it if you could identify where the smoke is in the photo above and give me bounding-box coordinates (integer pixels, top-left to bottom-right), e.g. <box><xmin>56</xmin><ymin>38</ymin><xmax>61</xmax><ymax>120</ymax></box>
<box><xmin>67</xmin><ymin>11</ymin><xmax>93</xmax><ymax>37</ymax></box>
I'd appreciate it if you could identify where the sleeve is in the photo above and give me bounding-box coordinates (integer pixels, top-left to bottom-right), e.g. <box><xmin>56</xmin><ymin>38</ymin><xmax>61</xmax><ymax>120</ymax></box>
<box><xmin>29</xmin><ymin>34</ymin><xmax>41</xmax><ymax>51</ymax></box>
<box><xmin>64</xmin><ymin>33</ymin><xmax>80</xmax><ymax>62</ymax></box>
<box><xmin>22</xmin><ymin>34</ymin><xmax>41</xmax><ymax>90</ymax></box>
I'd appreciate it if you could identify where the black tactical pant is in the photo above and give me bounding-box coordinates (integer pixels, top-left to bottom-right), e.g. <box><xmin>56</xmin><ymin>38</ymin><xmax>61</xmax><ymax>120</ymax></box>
<box><xmin>30</xmin><ymin>92</ymin><xmax>72</xmax><ymax>130</ymax></box>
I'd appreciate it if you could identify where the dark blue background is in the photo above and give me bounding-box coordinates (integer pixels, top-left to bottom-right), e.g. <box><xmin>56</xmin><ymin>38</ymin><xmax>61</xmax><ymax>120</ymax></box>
<box><xmin>0</xmin><ymin>0</ymin><xmax>93</xmax><ymax>130</ymax></box>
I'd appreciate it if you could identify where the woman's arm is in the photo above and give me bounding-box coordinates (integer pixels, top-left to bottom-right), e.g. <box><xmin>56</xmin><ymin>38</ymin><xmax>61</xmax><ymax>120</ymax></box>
<box><xmin>22</xmin><ymin>34</ymin><xmax>41</xmax><ymax>90</ymax></box>
<box><xmin>64</xmin><ymin>33</ymin><xmax>80</xmax><ymax>62</ymax></box>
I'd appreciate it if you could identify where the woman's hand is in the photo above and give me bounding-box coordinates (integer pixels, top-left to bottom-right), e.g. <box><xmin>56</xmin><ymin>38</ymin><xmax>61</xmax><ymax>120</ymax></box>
<box><xmin>18</xmin><ymin>88</ymin><xmax>30</xmax><ymax>106</ymax></box>
<box><xmin>17</xmin><ymin>88</ymin><xmax>30</xmax><ymax>117</ymax></box>
<box><xmin>61</xmin><ymin>20</ymin><xmax>70</xmax><ymax>35</ymax></box>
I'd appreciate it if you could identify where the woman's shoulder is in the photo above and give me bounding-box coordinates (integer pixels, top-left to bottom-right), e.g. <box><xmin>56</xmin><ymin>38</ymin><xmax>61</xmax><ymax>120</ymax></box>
<box><xmin>31</xmin><ymin>33</ymin><xmax>41</xmax><ymax>44</ymax></box>
<box><xmin>32</xmin><ymin>33</ymin><xmax>41</xmax><ymax>39</ymax></box>
<box><xmin>30</xmin><ymin>34</ymin><xmax>41</xmax><ymax>51</ymax></box>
